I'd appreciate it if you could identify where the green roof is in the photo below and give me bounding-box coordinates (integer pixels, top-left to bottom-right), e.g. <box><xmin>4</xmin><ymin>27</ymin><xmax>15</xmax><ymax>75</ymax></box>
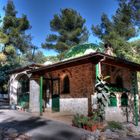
<box><xmin>64</xmin><ymin>43</ymin><xmax>104</xmax><ymax>59</ymax></box>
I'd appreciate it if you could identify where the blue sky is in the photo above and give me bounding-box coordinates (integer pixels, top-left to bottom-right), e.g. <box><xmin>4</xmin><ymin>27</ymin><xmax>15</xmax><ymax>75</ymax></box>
<box><xmin>0</xmin><ymin>0</ymin><xmax>124</xmax><ymax>56</ymax></box>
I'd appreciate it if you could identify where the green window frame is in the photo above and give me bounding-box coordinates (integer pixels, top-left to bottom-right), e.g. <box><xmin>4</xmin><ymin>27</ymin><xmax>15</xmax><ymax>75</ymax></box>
<box><xmin>109</xmin><ymin>93</ymin><xmax>117</xmax><ymax>107</ymax></box>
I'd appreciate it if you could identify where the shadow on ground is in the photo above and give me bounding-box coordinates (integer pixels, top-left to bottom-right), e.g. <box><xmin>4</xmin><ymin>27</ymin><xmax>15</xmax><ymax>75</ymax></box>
<box><xmin>33</xmin><ymin>130</ymin><xmax>83</xmax><ymax>140</ymax></box>
<box><xmin>0</xmin><ymin>115</ymin><xmax>50</xmax><ymax>133</ymax></box>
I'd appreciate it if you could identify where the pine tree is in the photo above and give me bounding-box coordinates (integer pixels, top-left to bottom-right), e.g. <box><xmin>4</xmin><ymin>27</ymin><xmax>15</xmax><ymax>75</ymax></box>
<box><xmin>42</xmin><ymin>8</ymin><xmax>89</xmax><ymax>59</ymax></box>
<box><xmin>92</xmin><ymin>0</ymin><xmax>140</xmax><ymax>58</ymax></box>
<box><xmin>2</xmin><ymin>0</ymin><xmax>32</xmax><ymax>55</ymax></box>
<box><xmin>0</xmin><ymin>0</ymin><xmax>32</xmax><ymax>93</ymax></box>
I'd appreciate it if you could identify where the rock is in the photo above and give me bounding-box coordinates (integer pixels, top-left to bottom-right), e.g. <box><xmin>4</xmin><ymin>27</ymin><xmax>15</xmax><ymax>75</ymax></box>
<box><xmin>86</xmin><ymin>135</ymin><xmax>95</xmax><ymax>140</ymax></box>
<box><xmin>5</xmin><ymin>128</ymin><xmax>18</xmax><ymax>138</ymax></box>
<box><xmin>99</xmin><ymin>132</ymin><xmax>106</xmax><ymax>140</ymax></box>
<box><xmin>125</xmin><ymin>124</ymin><xmax>139</xmax><ymax>136</ymax></box>
<box><xmin>15</xmin><ymin>138</ymin><xmax>22</xmax><ymax>140</ymax></box>
<box><xmin>115</xmin><ymin>129</ymin><xmax>127</xmax><ymax>138</ymax></box>
<box><xmin>94</xmin><ymin>129</ymin><xmax>100</xmax><ymax>139</ymax></box>
<box><xmin>80</xmin><ymin>133</ymin><xmax>95</xmax><ymax>140</ymax></box>
<box><xmin>127</xmin><ymin>131</ymin><xmax>138</xmax><ymax>137</ymax></box>
<box><xmin>104</xmin><ymin>129</ymin><xmax>112</xmax><ymax>139</ymax></box>
<box><xmin>18</xmin><ymin>134</ymin><xmax>29</xmax><ymax>139</ymax></box>
<box><xmin>6</xmin><ymin>128</ymin><xmax>18</xmax><ymax>134</ymax></box>
<box><xmin>111</xmin><ymin>132</ymin><xmax>119</xmax><ymax>139</ymax></box>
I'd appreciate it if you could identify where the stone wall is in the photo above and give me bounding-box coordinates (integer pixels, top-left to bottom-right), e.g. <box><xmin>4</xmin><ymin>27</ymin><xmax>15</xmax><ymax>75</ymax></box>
<box><xmin>60</xmin><ymin>98</ymin><xmax>88</xmax><ymax>115</ymax></box>
<box><xmin>101</xmin><ymin>64</ymin><xmax>137</xmax><ymax>122</ymax></box>
<box><xmin>101</xmin><ymin>64</ymin><xmax>131</xmax><ymax>90</ymax></box>
<box><xmin>44</xmin><ymin>63</ymin><xmax>95</xmax><ymax>114</ymax></box>
<box><xmin>29</xmin><ymin>78</ymin><xmax>40</xmax><ymax>114</ymax></box>
<box><xmin>45</xmin><ymin>63</ymin><xmax>95</xmax><ymax>98</ymax></box>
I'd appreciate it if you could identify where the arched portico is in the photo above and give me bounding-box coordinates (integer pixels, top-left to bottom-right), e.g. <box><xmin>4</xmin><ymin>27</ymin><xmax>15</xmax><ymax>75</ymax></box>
<box><xmin>9</xmin><ymin>72</ymin><xmax>30</xmax><ymax>109</ymax></box>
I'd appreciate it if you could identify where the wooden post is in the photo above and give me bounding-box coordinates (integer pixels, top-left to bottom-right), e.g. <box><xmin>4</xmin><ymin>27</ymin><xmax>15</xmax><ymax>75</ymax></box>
<box><xmin>40</xmin><ymin>76</ymin><xmax>43</xmax><ymax>115</ymax></box>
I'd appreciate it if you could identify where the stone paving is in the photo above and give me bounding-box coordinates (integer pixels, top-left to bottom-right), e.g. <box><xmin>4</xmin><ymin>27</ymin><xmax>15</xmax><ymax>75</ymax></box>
<box><xmin>1</xmin><ymin>109</ymin><xmax>140</xmax><ymax>140</ymax></box>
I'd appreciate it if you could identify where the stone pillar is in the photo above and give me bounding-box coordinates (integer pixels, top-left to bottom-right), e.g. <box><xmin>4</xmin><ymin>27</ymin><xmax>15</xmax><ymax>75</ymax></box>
<box><xmin>29</xmin><ymin>78</ymin><xmax>40</xmax><ymax>114</ymax></box>
<box><xmin>9</xmin><ymin>75</ymin><xmax>18</xmax><ymax>105</ymax></box>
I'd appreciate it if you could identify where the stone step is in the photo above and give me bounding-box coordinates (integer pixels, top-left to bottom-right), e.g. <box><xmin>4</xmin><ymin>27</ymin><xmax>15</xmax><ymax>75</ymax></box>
<box><xmin>0</xmin><ymin>105</ymin><xmax>10</xmax><ymax>109</ymax></box>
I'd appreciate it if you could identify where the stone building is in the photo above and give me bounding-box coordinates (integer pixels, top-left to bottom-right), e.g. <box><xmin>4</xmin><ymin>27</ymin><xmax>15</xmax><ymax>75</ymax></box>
<box><xmin>9</xmin><ymin>44</ymin><xmax>140</xmax><ymax>123</ymax></box>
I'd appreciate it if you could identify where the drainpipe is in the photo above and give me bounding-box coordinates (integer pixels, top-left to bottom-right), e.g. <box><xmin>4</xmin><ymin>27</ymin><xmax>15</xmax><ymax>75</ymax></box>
<box><xmin>131</xmin><ymin>72</ymin><xmax>138</xmax><ymax>126</ymax></box>
<box><xmin>40</xmin><ymin>76</ymin><xmax>43</xmax><ymax>116</ymax></box>
<box><xmin>96</xmin><ymin>56</ymin><xmax>106</xmax><ymax>81</ymax></box>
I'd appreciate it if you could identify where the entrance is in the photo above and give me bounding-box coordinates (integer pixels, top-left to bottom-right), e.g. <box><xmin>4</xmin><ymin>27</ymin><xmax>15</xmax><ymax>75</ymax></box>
<box><xmin>51</xmin><ymin>78</ymin><xmax>60</xmax><ymax>112</ymax></box>
<box><xmin>43</xmin><ymin>78</ymin><xmax>60</xmax><ymax>112</ymax></box>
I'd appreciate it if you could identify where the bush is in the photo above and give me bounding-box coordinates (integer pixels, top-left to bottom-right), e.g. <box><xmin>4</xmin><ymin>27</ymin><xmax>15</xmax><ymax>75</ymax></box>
<box><xmin>107</xmin><ymin>121</ymin><xmax>123</xmax><ymax>130</ymax></box>
<box><xmin>72</xmin><ymin>114</ymin><xmax>89</xmax><ymax>128</ymax></box>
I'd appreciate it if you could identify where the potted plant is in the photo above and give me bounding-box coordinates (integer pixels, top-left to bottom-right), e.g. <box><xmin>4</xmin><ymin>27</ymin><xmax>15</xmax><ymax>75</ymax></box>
<box><xmin>72</xmin><ymin>114</ymin><xmax>82</xmax><ymax>128</ymax></box>
<box><xmin>80</xmin><ymin>115</ymin><xmax>89</xmax><ymax>129</ymax></box>
<box><xmin>86</xmin><ymin>120</ymin><xmax>98</xmax><ymax>131</ymax></box>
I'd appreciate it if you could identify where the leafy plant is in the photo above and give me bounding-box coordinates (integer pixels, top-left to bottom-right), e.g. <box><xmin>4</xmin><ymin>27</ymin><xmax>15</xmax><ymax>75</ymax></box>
<box><xmin>80</xmin><ymin>115</ymin><xmax>89</xmax><ymax>126</ymax></box>
<box><xmin>72</xmin><ymin>114</ymin><xmax>82</xmax><ymax>128</ymax></box>
<box><xmin>95</xmin><ymin>75</ymin><xmax>110</xmax><ymax>121</ymax></box>
<box><xmin>107</xmin><ymin>121</ymin><xmax>123</xmax><ymax>130</ymax></box>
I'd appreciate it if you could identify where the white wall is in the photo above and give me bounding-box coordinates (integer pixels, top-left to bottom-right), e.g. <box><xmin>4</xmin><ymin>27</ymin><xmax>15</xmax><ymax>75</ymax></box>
<box><xmin>60</xmin><ymin>98</ymin><xmax>88</xmax><ymax>115</ymax></box>
<box><xmin>9</xmin><ymin>71</ymin><xmax>29</xmax><ymax>105</ymax></box>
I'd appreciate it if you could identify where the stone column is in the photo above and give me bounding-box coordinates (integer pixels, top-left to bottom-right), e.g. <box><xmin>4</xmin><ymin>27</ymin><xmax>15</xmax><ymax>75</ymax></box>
<box><xmin>29</xmin><ymin>78</ymin><xmax>40</xmax><ymax>114</ymax></box>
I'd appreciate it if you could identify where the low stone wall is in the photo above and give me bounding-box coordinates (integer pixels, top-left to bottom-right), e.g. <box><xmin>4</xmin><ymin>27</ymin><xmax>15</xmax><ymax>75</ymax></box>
<box><xmin>60</xmin><ymin>98</ymin><xmax>88</xmax><ymax>115</ymax></box>
<box><xmin>105</xmin><ymin>107</ymin><xmax>133</xmax><ymax>122</ymax></box>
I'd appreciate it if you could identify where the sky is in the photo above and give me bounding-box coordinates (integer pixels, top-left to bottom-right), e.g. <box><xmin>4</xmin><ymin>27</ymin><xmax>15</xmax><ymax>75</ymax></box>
<box><xmin>0</xmin><ymin>0</ymin><xmax>121</xmax><ymax>56</ymax></box>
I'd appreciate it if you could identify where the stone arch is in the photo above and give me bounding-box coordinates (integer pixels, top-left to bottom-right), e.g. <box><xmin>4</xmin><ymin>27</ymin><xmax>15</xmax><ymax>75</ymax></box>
<box><xmin>14</xmin><ymin>73</ymin><xmax>29</xmax><ymax>107</ymax></box>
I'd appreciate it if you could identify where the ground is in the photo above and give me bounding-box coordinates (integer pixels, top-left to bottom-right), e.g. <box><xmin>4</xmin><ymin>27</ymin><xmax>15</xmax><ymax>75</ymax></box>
<box><xmin>0</xmin><ymin>109</ymin><xmax>140</xmax><ymax>140</ymax></box>
<box><xmin>0</xmin><ymin>109</ymin><xmax>90</xmax><ymax>140</ymax></box>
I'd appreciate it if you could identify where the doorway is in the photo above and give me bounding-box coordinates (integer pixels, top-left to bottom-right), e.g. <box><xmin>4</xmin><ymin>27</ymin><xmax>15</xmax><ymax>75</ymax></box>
<box><xmin>43</xmin><ymin>78</ymin><xmax>60</xmax><ymax>112</ymax></box>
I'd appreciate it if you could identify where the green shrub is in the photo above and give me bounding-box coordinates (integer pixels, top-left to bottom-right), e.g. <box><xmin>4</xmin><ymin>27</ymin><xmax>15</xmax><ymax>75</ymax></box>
<box><xmin>107</xmin><ymin>121</ymin><xmax>123</xmax><ymax>130</ymax></box>
<box><xmin>72</xmin><ymin>114</ymin><xmax>89</xmax><ymax>128</ymax></box>
<box><xmin>72</xmin><ymin>114</ymin><xmax>82</xmax><ymax>128</ymax></box>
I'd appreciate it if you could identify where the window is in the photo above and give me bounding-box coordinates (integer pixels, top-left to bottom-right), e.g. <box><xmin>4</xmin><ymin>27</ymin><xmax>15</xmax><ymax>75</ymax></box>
<box><xmin>116</xmin><ymin>76</ymin><xmax>123</xmax><ymax>88</ymax></box>
<box><xmin>63</xmin><ymin>75</ymin><xmax>70</xmax><ymax>93</ymax></box>
<box><xmin>121</xmin><ymin>93</ymin><xmax>128</xmax><ymax>106</ymax></box>
<box><xmin>109</xmin><ymin>93</ymin><xmax>117</xmax><ymax>107</ymax></box>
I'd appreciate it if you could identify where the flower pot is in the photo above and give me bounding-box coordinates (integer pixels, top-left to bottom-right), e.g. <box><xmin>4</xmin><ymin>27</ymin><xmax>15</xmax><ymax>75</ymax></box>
<box><xmin>86</xmin><ymin>126</ymin><xmax>92</xmax><ymax>131</ymax></box>
<box><xmin>97</xmin><ymin>122</ymin><xmax>104</xmax><ymax>130</ymax></box>
<box><xmin>90</xmin><ymin>124</ymin><xmax>97</xmax><ymax>131</ymax></box>
<box><xmin>83</xmin><ymin>125</ymin><xmax>87</xmax><ymax>130</ymax></box>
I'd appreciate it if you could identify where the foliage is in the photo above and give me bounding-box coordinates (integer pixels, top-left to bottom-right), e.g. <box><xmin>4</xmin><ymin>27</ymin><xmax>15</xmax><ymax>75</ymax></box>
<box><xmin>0</xmin><ymin>0</ymin><xmax>33</xmax><ymax>93</ymax></box>
<box><xmin>72</xmin><ymin>114</ymin><xmax>83</xmax><ymax>128</ymax></box>
<box><xmin>2</xmin><ymin>0</ymin><xmax>32</xmax><ymax>54</ymax></box>
<box><xmin>95</xmin><ymin>76</ymin><xmax>110</xmax><ymax>121</ymax></box>
<box><xmin>0</xmin><ymin>63</ymin><xmax>20</xmax><ymax>93</ymax></box>
<box><xmin>126</xmin><ymin>40</ymin><xmax>140</xmax><ymax>63</ymax></box>
<box><xmin>42</xmin><ymin>8</ymin><xmax>89</xmax><ymax>59</ymax></box>
<box><xmin>92</xmin><ymin>0</ymin><xmax>140</xmax><ymax>58</ymax></box>
<box><xmin>19</xmin><ymin>50</ymin><xmax>47</xmax><ymax>66</ymax></box>
<box><xmin>107</xmin><ymin>121</ymin><xmax>123</xmax><ymax>130</ymax></box>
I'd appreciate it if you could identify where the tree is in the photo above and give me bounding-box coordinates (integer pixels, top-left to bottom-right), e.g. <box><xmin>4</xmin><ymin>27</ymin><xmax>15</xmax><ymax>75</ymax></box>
<box><xmin>92</xmin><ymin>0</ymin><xmax>140</xmax><ymax>58</ymax></box>
<box><xmin>0</xmin><ymin>0</ymin><xmax>32</xmax><ymax>93</ymax></box>
<box><xmin>2</xmin><ymin>0</ymin><xmax>32</xmax><ymax>55</ymax></box>
<box><xmin>42</xmin><ymin>8</ymin><xmax>89</xmax><ymax>59</ymax></box>
<box><xmin>20</xmin><ymin>50</ymin><xmax>47</xmax><ymax>65</ymax></box>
